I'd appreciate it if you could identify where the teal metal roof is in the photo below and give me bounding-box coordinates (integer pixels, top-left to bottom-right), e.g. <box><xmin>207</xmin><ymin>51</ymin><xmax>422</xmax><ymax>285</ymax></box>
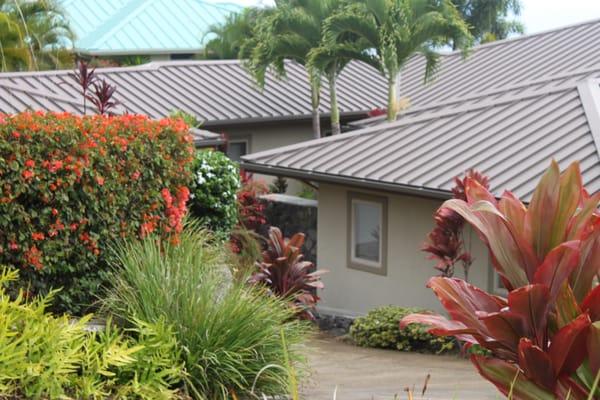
<box><xmin>59</xmin><ymin>0</ymin><xmax>242</xmax><ymax>55</ymax></box>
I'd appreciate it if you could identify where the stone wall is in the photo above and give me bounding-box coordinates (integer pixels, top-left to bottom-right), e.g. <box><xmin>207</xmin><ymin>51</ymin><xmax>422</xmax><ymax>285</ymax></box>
<box><xmin>261</xmin><ymin>194</ymin><xmax>317</xmax><ymax>264</ymax></box>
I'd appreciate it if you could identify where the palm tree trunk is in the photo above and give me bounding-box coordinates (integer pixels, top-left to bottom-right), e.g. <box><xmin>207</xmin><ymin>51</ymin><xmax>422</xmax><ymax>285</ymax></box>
<box><xmin>310</xmin><ymin>78</ymin><xmax>321</xmax><ymax>139</ymax></box>
<box><xmin>328</xmin><ymin>73</ymin><xmax>341</xmax><ymax>135</ymax></box>
<box><xmin>386</xmin><ymin>78</ymin><xmax>397</xmax><ymax>122</ymax></box>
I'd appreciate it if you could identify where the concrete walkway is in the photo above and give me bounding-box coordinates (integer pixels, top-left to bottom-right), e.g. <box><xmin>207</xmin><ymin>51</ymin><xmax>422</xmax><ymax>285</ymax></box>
<box><xmin>300</xmin><ymin>335</ymin><xmax>501</xmax><ymax>400</ymax></box>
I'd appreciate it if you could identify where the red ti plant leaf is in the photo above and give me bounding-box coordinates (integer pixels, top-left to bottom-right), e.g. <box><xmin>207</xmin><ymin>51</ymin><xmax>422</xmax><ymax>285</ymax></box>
<box><xmin>555</xmin><ymin>283</ymin><xmax>582</xmax><ymax>328</ymax></box>
<box><xmin>581</xmin><ymin>285</ymin><xmax>600</xmax><ymax>321</ymax></box>
<box><xmin>471</xmin><ymin>356</ymin><xmax>555</xmax><ymax>400</ymax></box>
<box><xmin>588</xmin><ymin>321</ymin><xmax>600</xmax><ymax>377</ymax></box>
<box><xmin>498</xmin><ymin>191</ymin><xmax>528</xmax><ymax>239</ymax></box>
<box><xmin>250</xmin><ymin>226</ymin><xmax>327</xmax><ymax>320</ymax></box>
<box><xmin>548</xmin><ymin>313</ymin><xmax>591</xmax><ymax>377</ymax></box>
<box><xmin>549</xmin><ymin>162</ymin><xmax>583</xmax><ymax>249</ymax></box>
<box><xmin>533</xmin><ymin>241</ymin><xmax>580</xmax><ymax>301</ymax></box>
<box><xmin>526</xmin><ymin>160</ymin><xmax>560</xmax><ymax>260</ymax></box>
<box><xmin>518</xmin><ymin>338</ymin><xmax>555</xmax><ymax>391</ymax></box>
<box><xmin>505</xmin><ymin>284</ymin><xmax>551</xmax><ymax>348</ymax></box>
<box><xmin>570</xmin><ymin>224</ymin><xmax>600</xmax><ymax>301</ymax></box>
<box><xmin>442</xmin><ymin>198</ymin><xmax>532</xmax><ymax>288</ymax></box>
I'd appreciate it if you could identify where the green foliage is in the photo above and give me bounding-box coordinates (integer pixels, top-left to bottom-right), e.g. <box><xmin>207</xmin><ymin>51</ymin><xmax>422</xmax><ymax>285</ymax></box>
<box><xmin>103</xmin><ymin>226</ymin><xmax>312</xmax><ymax>400</ymax></box>
<box><xmin>203</xmin><ymin>7</ymin><xmax>267</xmax><ymax>60</ymax></box>
<box><xmin>350</xmin><ymin>306</ymin><xmax>455</xmax><ymax>353</ymax></box>
<box><xmin>0</xmin><ymin>0</ymin><xmax>74</xmax><ymax>72</ymax></box>
<box><xmin>0</xmin><ymin>267</ymin><xmax>184</xmax><ymax>399</ymax></box>
<box><xmin>451</xmin><ymin>0</ymin><xmax>524</xmax><ymax>45</ymax></box>
<box><xmin>169</xmin><ymin>109</ymin><xmax>202</xmax><ymax>128</ymax></box>
<box><xmin>188</xmin><ymin>150</ymin><xmax>240</xmax><ymax>234</ymax></box>
<box><xmin>322</xmin><ymin>0</ymin><xmax>473</xmax><ymax>121</ymax></box>
<box><xmin>0</xmin><ymin>112</ymin><xmax>194</xmax><ymax>314</ymax></box>
<box><xmin>269</xmin><ymin>176</ymin><xmax>289</xmax><ymax>193</ymax></box>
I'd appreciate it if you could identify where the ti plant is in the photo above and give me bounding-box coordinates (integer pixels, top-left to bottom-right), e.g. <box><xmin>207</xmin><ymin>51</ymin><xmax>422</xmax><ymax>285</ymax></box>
<box><xmin>402</xmin><ymin>161</ymin><xmax>600</xmax><ymax>400</ymax></box>
<box><xmin>422</xmin><ymin>170</ymin><xmax>490</xmax><ymax>280</ymax></box>
<box><xmin>87</xmin><ymin>79</ymin><xmax>119</xmax><ymax>115</ymax></box>
<box><xmin>250</xmin><ymin>227</ymin><xmax>326</xmax><ymax>320</ymax></box>
<box><xmin>72</xmin><ymin>60</ymin><xmax>97</xmax><ymax>114</ymax></box>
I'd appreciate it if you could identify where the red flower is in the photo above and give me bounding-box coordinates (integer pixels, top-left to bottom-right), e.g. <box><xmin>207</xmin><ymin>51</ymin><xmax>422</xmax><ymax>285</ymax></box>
<box><xmin>31</xmin><ymin>232</ymin><xmax>45</xmax><ymax>241</ymax></box>
<box><xmin>22</xmin><ymin>170</ymin><xmax>34</xmax><ymax>180</ymax></box>
<box><xmin>51</xmin><ymin>208</ymin><xmax>58</xmax><ymax>216</ymax></box>
<box><xmin>8</xmin><ymin>241</ymin><xmax>18</xmax><ymax>251</ymax></box>
<box><xmin>11</xmin><ymin>131</ymin><xmax>20</xmax><ymax>138</ymax></box>
<box><xmin>96</xmin><ymin>176</ymin><xmax>105</xmax><ymax>186</ymax></box>
<box><xmin>25</xmin><ymin>246</ymin><xmax>43</xmax><ymax>270</ymax></box>
<box><xmin>25</xmin><ymin>159</ymin><xmax>35</xmax><ymax>168</ymax></box>
<box><xmin>47</xmin><ymin>160</ymin><xmax>63</xmax><ymax>173</ymax></box>
<box><xmin>131</xmin><ymin>171</ymin><xmax>141</xmax><ymax>180</ymax></box>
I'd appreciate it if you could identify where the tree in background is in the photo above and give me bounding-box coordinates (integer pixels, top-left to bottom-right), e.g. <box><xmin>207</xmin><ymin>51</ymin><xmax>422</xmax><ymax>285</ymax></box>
<box><xmin>244</xmin><ymin>0</ymin><xmax>353</xmax><ymax>138</ymax></box>
<box><xmin>451</xmin><ymin>0</ymin><xmax>523</xmax><ymax>45</ymax></box>
<box><xmin>0</xmin><ymin>0</ymin><xmax>73</xmax><ymax>72</ymax></box>
<box><xmin>322</xmin><ymin>0</ymin><xmax>473</xmax><ymax>122</ymax></box>
<box><xmin>203</xmin><ymin>7</ymin><xmax>267</xmax><ymax>60</ymax></box>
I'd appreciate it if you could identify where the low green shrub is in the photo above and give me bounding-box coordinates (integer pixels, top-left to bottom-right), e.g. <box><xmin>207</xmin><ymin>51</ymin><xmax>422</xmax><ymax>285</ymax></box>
<box><xmin>0</xmin><ymin>112</ymin><xmax>193</xmax><ymax>314</ymax></box>
<box><xmin>188</xmin><ymin>150</ymin><xmax>240</xmax><ymax>235</ymax></box>
<box><xmin>103</xmin><ymin>226</ymin><xmax>311</xmax><ymax>400</ymax></box>
<box><xmin>0</xmin><ymin>267</ymin><xmax>184</xmax><ymax>399</ymax></box>
<box><xmin>350</xmin><ymin>306</ymin><xmax>455</xmax><ymax>353</ymax></box>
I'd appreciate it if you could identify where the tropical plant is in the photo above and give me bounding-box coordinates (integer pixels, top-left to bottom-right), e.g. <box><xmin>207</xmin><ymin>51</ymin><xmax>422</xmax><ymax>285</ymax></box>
<box><xmin>103</xmin><ymin>226</ymin><xmax>311</xmax><ymax>399</ymax></box>
<box><xmin>0</xmin><ymin>267</ymin><xmax>184</xmax><ymax>399</ymax></box>
<box><xmin>87</xmin><ymin>79</ymin><xmax>119</xmax><ymax>115</ymax></box>
<box><xmin>203</xmin><ymin>7</ymin><xmax>267</xmax><ymax>59</ymax></box>
<box><xmin>188</xmin><ymin>149</ymin><xmax>240</xmax><ymax>235</ymax></box>
<box><xmin>322</xmin><ymin>0</ymin><xmax>473</xmax><ymax>121</ymax></box>
<box><xmin>250</xmin><ymin>227</ymin><xmax>326</xmax><ymax>320</ymax></box>
<box><xmin>350</xmin><ymin>306</ymin><xmax>455</xmax><ymax>353</ymax></box>
<box><xmin>237</xmin><ymin>170</ymin><xmax>269</xmax><ymax>231</ymax></box>
<box><xmin>402</xmin><ymin>161</ymin><xmax>600</xmax><ymax>399</ymax></box>
<box><xmin>451</xmin><ymin>0</ymin><xmax>524</xmax><ymax>45</ymax></box>
<box><xmin>244</xmin><ymin>0</ymin><xmax>351</xmax><ymax>137</ymax></box>
<box><xmin>422</xmin><ymin>169</ymin><xmax>490</xmax><ymax>280</ymax></box>
<box><xmin>0</xmin><ymin>112</ymin><xmax>193</xmax><ymax>314</ymax></box>
<box><xmin>0</xmin><ymin>0</ymin><xmax>74</xmax><ymax>72</ymax></box>
<box><xmin>269</xmin><ymin>176</ymin><xmax>289</xmax><ymax>193</ymax></box>
<box><xmin>72</xmin><ymin>60</ymin><xmax>96</xmax><ymax>114</ymax></box>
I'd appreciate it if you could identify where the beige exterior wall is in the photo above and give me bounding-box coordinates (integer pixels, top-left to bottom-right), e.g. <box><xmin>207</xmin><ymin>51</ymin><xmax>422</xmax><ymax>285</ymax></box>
<box><xmin>317</xmin><ymin>183</ymin><xmax>492</xmax><ymax>317</ymax></box>
<box><xmin>225</xmin><ymin>122</ymin><xmax>316</xmax><ymax>195</ymax></box>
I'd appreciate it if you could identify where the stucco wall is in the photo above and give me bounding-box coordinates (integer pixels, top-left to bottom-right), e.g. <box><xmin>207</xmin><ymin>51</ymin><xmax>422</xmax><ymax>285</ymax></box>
<box><xmin>225</xmin><ymin>122</ymin><xmax>315</xmax><ymax>195</ymax></box>
<box><xmin>317</xmin><ymin>183</ymin><xmax>492</xmax><ymax>317</ymax></box>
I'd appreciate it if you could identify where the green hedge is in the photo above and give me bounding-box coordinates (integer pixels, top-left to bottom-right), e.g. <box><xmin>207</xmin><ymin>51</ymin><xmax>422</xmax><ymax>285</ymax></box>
<box><xmin>0</xmin><ymin>112</ymin><xmax>194</xmax><ymax>314</ymax></box>
<box><xmin>350</xmin><ymin>306</ymin><xmax>455</xmax><ymax>353</ymax></box>
<box><xmin>188</xmin><ymin>150</ymin><xmax>240</xmax><ymax>234</ymax></box>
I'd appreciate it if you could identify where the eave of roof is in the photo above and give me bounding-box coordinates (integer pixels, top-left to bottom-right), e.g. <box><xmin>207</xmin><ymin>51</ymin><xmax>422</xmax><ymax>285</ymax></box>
<box><xmin>241</xmin><ymin>78</ymin><xmax>600</xmax><ymax>201</ymax></box>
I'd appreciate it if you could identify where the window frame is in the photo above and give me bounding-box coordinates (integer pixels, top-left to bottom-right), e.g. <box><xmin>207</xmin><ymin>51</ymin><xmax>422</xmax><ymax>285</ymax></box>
<box><xmin>227</xmin><ymin>137</ymin><xmax>251</xmax><ymax>162</ymax></box>
<box><xmin>346</xmin><ymin>192</ymin><xmax>388</xmax><ymax>275</ymax></box>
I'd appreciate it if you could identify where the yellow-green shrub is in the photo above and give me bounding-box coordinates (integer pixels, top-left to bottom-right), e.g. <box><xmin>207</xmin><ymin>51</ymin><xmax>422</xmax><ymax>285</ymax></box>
<box><xmin>0</xmin><ymin>267</ymin><xmax>185</xmax><ymax>399</ymax></box>
<box><xmin>350</xmin><ymin>306</ymin><xmax>455</xmax><ymax>353</ymax></box>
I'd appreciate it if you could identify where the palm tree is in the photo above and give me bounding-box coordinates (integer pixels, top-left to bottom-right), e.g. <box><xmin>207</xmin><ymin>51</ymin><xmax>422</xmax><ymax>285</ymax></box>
<box><xmin>244</xmin><ymin>0</ymin><xmax>349</xmax><ymax>138</ymax></box>
<box><xmin>203</xmin><ymin>7</ymin><xmax>267</xmax><ymax>60</ymax></box>
<box><xmin>451</xmin><ymin>0</ymin><xmax>523</xmax><ymax>45</ymax></box>
<box><xmin>0</xmin><ymin>0</ymin><xmax>73</xmax><ymax>72</ymax></box>
<box><xmin>322</xmin><ymin>0</ymin><xmax>473</xmax><ymax>122</ymax></box>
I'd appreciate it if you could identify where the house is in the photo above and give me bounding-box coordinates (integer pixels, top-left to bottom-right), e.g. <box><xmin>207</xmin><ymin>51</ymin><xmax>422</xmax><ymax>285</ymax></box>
<box><xmin>0</xmin><ymin>59</ymin><xmax>387</xmax><ymax>190</ymax></box>
<box><xmin>59</xmin><ymin>0</ymin><xmax>242</xmax><ymax>61</ymax></box>
<box><xmin>240</xmin><ymin>19</ymin><xmax>600</xmax><ymax>317</ymax></box>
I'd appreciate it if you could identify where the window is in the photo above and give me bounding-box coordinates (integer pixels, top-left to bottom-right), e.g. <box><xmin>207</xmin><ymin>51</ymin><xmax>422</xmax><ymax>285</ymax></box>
<box><xmin>347</xmin><ymin>192</ymin><xmax>387</xmax><ymax>275</ymax></box>
<box><xmin>227</xmin><ymin>140</ymin><xmax>248</xmax><ymax>162</ymax></box>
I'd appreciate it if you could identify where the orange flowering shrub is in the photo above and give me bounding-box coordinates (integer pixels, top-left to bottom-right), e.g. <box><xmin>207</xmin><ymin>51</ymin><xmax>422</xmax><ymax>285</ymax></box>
<box><xmin>0</xmin><ymin>112</ymin><xmax>194</xmax><ymax>314</ymax></box>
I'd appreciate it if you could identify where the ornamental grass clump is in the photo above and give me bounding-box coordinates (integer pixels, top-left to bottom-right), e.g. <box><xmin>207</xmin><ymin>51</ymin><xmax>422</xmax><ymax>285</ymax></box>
<box><xmin>0</xmin><ymin>112</ymin><xmax>194</xmax><ymax>314</ymax></box>
<box><xmin>103</xmin><ymin>226</ymin><xmax>311</xmax><ymax>400</ymax></box>
<box><xmin>402</xmin><ymin>161</ymin><xmax>600</xmax><ymax>400</ymax></box>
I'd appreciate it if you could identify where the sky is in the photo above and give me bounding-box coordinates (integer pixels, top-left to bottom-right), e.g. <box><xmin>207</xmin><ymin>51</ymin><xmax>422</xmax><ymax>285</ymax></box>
<box><xmin>207</xmin><ymin>0</ymin><xmax>600</xmax><ymax>35</ymax></box>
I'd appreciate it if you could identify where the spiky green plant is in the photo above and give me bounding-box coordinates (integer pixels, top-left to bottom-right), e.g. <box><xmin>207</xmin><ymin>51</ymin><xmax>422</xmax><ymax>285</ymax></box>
<box><xmin>103</xmin><ymin>226</ymin><xmax>311</xmax><ymax>399</ymax></box>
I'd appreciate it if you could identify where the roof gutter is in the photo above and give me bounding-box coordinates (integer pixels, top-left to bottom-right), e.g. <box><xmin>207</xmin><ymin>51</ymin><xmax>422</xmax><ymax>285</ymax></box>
<box><xmin>241</xmin><ymin>162</ymin><xmax>453</xmax><ymax>201</ymax></box>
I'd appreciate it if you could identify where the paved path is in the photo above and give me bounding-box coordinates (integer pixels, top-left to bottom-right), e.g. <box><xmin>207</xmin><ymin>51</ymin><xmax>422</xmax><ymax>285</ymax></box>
<box><xmin>300</xmin><ymin>335</ymin><xmax>501</xmax><ymax>400</ymax></box>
